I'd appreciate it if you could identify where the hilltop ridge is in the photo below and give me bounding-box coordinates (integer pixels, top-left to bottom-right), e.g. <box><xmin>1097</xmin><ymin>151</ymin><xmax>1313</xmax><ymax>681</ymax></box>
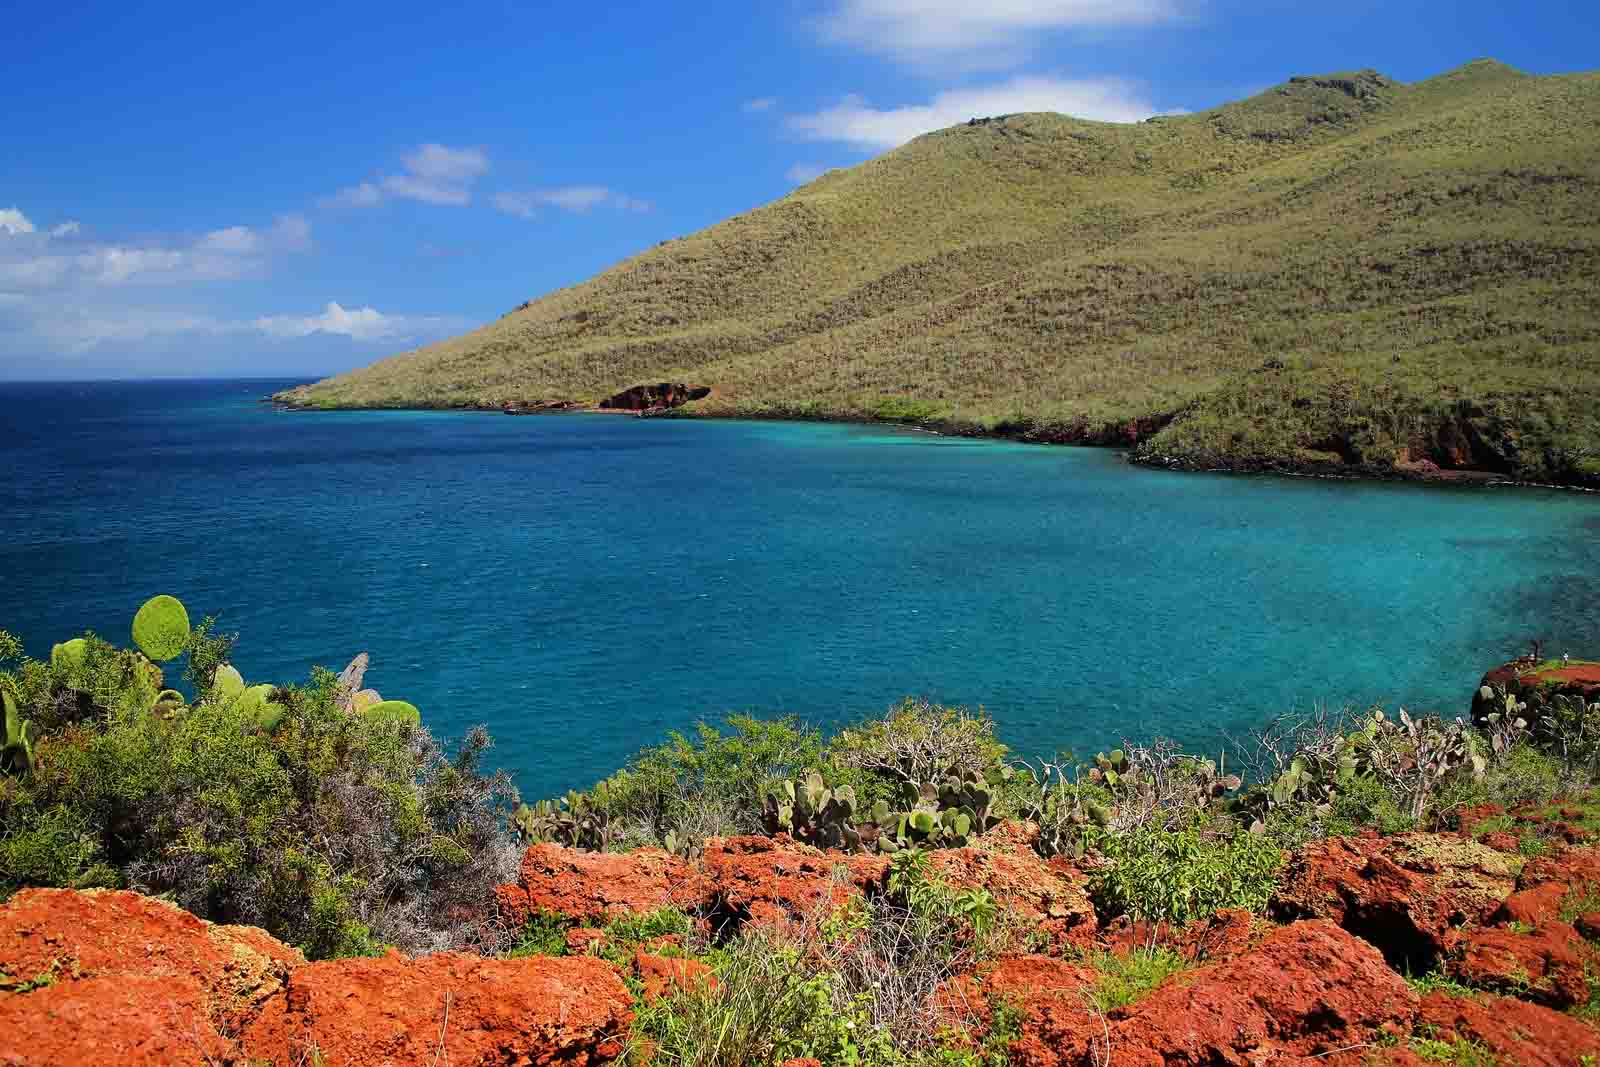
<box><xmin>280</xmin><ymin>60</ymin><xmax>1600</xmax><ymax>484</ymax></box>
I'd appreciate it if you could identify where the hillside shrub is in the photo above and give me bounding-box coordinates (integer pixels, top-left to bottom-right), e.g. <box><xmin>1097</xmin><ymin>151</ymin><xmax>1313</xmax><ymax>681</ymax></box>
<box><xmin>827</xmin><ymin>698</ymin><xmax>1009</xmax><ymax>791</ymax></box>
<box><xmin>0</xmin><ymin>602</ymin><xmax>518</xmax><ymax>959</ymax></box>
<box><xmin>629</xmin><ymin>851</ymin><xmax>1020</xmax><ymax>1067</ymax></box>
<box><xmin>1088</xmin><ymin>824</ymin><xmax>1283</xmax><ymax>925</ymax></box>
<box><xmin>1084</xmin><ymin>947</ymin><xmax>1188</xmax><ymax>1013</ymax></box>
<box><xmin>579</xmin><ymin>714</ymin><xmax>827</xmax><ymax>849</ymax></box>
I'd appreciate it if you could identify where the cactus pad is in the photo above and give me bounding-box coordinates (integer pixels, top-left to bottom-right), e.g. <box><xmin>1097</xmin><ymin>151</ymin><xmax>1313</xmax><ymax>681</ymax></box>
<box><xmin>131</xmin><ymin>595</ymin><xmax>190</xmax><ymax>661</ymax></box>
<box><xmin>50</xmin><ymin>638</ymin><xmax>88</xmax><ymax>674</ymax></box>
<box><xmin>364</xmin><ymin>700</ymin><xmax>421</xmax><ymax>728</ymax></box>
<box><xmin>211</xmin><ymin>665</ymin><xmax>245</xmax><ymax>703</ymax></box>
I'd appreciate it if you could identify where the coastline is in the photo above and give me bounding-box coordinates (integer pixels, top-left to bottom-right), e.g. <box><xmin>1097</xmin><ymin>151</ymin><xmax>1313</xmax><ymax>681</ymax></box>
<box><xmin>264</xmin><ymin>391</ymin><xmax>1600</xmax><ymax>494</ymax></box>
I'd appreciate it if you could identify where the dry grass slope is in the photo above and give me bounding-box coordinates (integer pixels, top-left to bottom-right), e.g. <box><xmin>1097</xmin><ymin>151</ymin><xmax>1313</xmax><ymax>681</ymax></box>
<box><xmin>281</xmin><ymin>60</ymin><xmax>1600</xmax><ymax>483</ymax></box>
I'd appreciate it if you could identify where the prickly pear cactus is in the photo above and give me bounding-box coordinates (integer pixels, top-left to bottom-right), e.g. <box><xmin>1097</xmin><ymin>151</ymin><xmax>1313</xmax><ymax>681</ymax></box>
<box><xmin>2</xmin><ymin>687</ymin><xmax>34</xmax><ymax>775</ymax></box>
<box><xmin>236</xmin><ymin>684</ymin><xmax>287</xmax><ymax>733</ymax></box>
<box><xmin>210</xmin><ymin>664</ymin><xmax>246</xmax><ymax>704</ymax></box>
<box><xmin>131</xmin><ymin>595</ymin><xmax>190</xmax><ymax>662</ymax></box>
<box><xmin>763</xmin><ymin>771</ymin><xmax>858</xmax><ymax>849</ymax></box>
<box><xmin>50</xmin><ymin>638</ymin><xmax>88</xmax><ymax>677</ymax></box>
<box><xmin>362</xmin><ymin>700</ymin><xmax>421</xmax><ymax>729</ymax></box>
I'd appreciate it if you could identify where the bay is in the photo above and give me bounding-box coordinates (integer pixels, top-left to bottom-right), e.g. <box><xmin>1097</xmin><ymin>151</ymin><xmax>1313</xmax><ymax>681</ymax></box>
<box><xmin>2</xmin><ymin>378</ymin><xmax>1595</xmax><ymax>799</ymax></box>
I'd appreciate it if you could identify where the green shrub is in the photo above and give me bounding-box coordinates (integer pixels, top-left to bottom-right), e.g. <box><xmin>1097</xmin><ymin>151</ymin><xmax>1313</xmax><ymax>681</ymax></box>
<box><xmin>886</xmin><ymin>850</ymin><xmax>998</xmax><ymax>935</ymax></box>
<box><xmin>506</xmin><ymin>911</ymin><xmax>572</xmax><ymax>959</ymax></box>
<box><xmin>1410</xmin><ymin>1035</ymin><xmax>1502</xmax><ymax>1066</ymax></box>
<box><xmin>0</xmin><ymin>610</ymin><xmax>517</xmax><ymax>959</ymax></box>
<box><xmin>1326</xmin><ymin>774</ymin><xmax>1416</xmax><ymax>835</ymax></box>
<box><xmin>0</xmin><ymin>804</ymin><xmax>117</xmax><ymax>891</ymax></box>
<box><xmin>581</xmin><ymin>714</ymin><xmax>826</xmax><ymax>847</ymax></box>
<box><xmin>1088</xmin><ymin>824</ymin><xmax>1283</xmax><ymax>925</ymax></box>
<box><xmin>630</xmin><ymin>929</ymin><xmax>884</xmax><ymax>1067</ymax></box>
<box><xmin>826</xmin><ymin>699</ymin><xmax>1009</xmax><ymax>789</ymax></box>
<box><xmin>182</xmin><ymin>616</ymin><xmax>237</xmax><ymax>700</ymax></box>
<box><xmin>1085</xmin><ymin>947</ymin><xmax>1187</xmax><ymax>1013</ymax></box>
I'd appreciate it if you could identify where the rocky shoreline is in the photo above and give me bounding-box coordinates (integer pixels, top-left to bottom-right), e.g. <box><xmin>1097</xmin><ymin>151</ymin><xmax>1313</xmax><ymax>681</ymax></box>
<box><xmin>3</xmin><ymin>803</ymin><xmax>1596</xmax><ymax>1065</ymax></box>
<box><xmin>267</xmin><ymin>388</ymin><xmax>1600</xmax><ymax>492</ymax></box>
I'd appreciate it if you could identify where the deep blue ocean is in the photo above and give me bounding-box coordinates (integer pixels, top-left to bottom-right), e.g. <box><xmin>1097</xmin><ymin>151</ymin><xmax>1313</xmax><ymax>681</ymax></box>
<box><xmin>2</xmin><ymin>379</ymin><xmax>1596</xmax><ymax>798</ymax></box>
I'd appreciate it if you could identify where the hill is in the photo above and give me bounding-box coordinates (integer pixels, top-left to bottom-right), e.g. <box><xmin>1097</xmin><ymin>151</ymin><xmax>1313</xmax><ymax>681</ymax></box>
<box><xmin>279</xmin><ymin>60</ymin><xmax>1600</xmax><ymax>484</ymax></box>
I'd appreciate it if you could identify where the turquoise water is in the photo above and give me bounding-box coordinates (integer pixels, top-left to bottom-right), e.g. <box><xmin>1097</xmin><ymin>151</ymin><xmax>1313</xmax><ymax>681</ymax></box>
<box><xmin>2</xmin><ymin>379</ymin><xmax>1596</xmax><ymax>798</ymax></box>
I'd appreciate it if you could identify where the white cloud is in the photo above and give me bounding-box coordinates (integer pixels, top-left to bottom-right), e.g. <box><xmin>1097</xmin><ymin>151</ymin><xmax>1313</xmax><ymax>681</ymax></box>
<box><xmin>821</xmin><ymin>0</ymin><xmax>1179</xmax><ymax>67</ymax></box>
<box><xmin>324</xmin><ymin>144</ymin><xmax>490</xmax><ymax>208</ymax></box>
<box><xmin>252</xmin><ymin>301</ymin><xmax>457</xmax><ymax>343</ymax></box>
<box><xmin>0</xmin><ymin>212</ymin><xmax>313</xmax><ymax>290</ymax></box>
<box><xmin>327</xmin><ymin>182</ymin><xmax>383</xmax><ymax>208</ymax></box>
<box><xmin>27</xmin><ymin>306</ymin><xmax>229</xmax><ymax>352</ymax></box>
<box><xmin>81</xmin><ymin>247</ymin><xmax>192</xmax><ymax>284</ymax></box>
<box><xmin>2</xmin><ymin>296</ymin><xmax>464</xmax><ymax>358</ymax></box>
<box><xmin>269</xmin><ymin>213</ymin><xmax>313</xmax><ymax>252</ymax></box>
<box><xmin>494</xmin><ymin>187</ymin><xmax>653</xmax><ymax>218</ymax></box>
<box><xmin>788</xmin><ymin>76</ymin><xmax>1156</xmax><ymax>150</ymax></box>
<box><xmin>198</xmin><ymin>225</ymin><xmax>261</xmax><ymax>254</ymax></box>
<box><xmin>743</xmin><ymin>97</ymin><xmax>778</xmax><ymax>113</ymax></box>
<box><xmin>0</xmin><ymin>208</ymin><xmax>36</xmax><ymax>236</ymax></box>
<box><xmin>404</xmin><ymin>143</ymin><xmax>489</xmax><ymax>184</ymax></box>
<box><xmin>786</xmin><ymin>163</ymin><xmax>830</xmax><ymax>184</ymax></box>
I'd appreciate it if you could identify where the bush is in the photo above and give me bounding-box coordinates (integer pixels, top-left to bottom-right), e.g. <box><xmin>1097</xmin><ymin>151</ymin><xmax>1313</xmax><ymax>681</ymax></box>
<box><xmin>0</xmin><ymin>604</ymin><xmax>518</xmax><ymax>959</ymax></box>
<box><xmin>827</xmin><ymin>699</ymin><xmax>1008</xmax><ymax>789</ymax></box>
<box><xmin>1088</xmin><ymin>824</ymin><xmax>1283</xmax><ymax>925</ymax></box>
<box><xmin>1085</xmin><ymin>947</ymin><xmax>1187</xmax><ymax>1013</ymax></box>
<box><xmin>630</xmin><ymin>852</ymin><xmax>1020</xmax><ymax>1067</ymax></box>
<box><xmin>581</xmin><ymin>714</ymin><xmax>827</xmax><ymax>849</ymax></box>
<box><xmin>631</xmin><ymin>928</ymin><xmax>888</xmax><ymax>1067</ymax></box>
<box><xmin>1327</xmin><ymin>774</ymin><xmax>1417</xmax><ymax>835</ymax></box>
<box><xmin>1435</xmin><ymin>742</ymin><xmax>1564</xmax><ymax>815</ymax></box>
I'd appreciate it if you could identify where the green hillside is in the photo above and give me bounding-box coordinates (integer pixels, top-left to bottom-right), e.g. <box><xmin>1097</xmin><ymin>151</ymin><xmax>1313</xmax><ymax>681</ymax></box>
<box><xmin>280</xmin><ymin>61</ymin><xmax>1600</xmax><ymax>483</ymax></box>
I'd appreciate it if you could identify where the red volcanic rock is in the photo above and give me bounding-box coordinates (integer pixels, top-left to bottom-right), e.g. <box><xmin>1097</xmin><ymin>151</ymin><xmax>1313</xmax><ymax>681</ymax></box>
<box><xmin>980</xmin><ymin>921</ymin><xmax>1417</xmax><ymax>1067</ymax></box>
<box><xmin>1454</xmin><ymin>803</ymin><xmax>1505</xmax><ymax>834</ymax></box>
<box><xmin>496</xmin><ymin>842</ymin><xmax>712</xmax><ymax>926</ymax></box>
<box><xmin>241</xmin><ymin>950</ymin><xmax>632</xmax><ymax>1067</ymax></box>
<box><xmin>1451</xmin><ymin>922</ymin><xmax>1592</xmax><ymax>1008</ymax></box>
<box><xmin>1496</xmin><ymin>844</ymin><xmax>1600</xmax><ymax>927</ymax></box>
<box><xmin>1475</xmin><ymin>659</ymin><xmax>1600</xmax><ymax>722</ymax></box>
<box><xmin>1416</xmin><ymin>990</ymin><xmax>1600</xmax><ymax>1067</ymax></box>
<box><xmin>1480</xmin><ymin>831</ymin><xmax>1521</xmax><ymax>853</ymax></box>
<box><xmin>1100</xmin><ymin>921</ymin><xmax>1416</xmax><ymax>1065</ymax></box>
<box><xmin>0</xmin><ymin>975</ymin><xmax>233</xmax><ymax>1066</ymax></box>
<box><xmin>0</xmin><ymin>888</ymin><xmax>301</xmax><ymax>1032</ymax></box>
<box><xmin>1495</xmin><ymin>880</ymin><xmax>1570</xmax><ymax>925</ymax></box>
<box><xmin>928</xmin><ymin>844</ymin><xmax>1096</xmax><ymax>946</ymax></box>
<box><xmin>703</xmin><ymin>835</ymin><xmax>889</xmax><ymax>930</ymax></box>
<box><xmin>1098</xmin><ymin>908</ymin><xmax>1262</xmax><ymax>964</ymax></box>
<box><xmin>1270</xmin><ymin>834</ymin><xmax>1521</xmax><ymax>969</ymax></box>
<box><xmin>1179</xmin><ymin>907</ymin><xmax>1262</xmax><ymax>963</ymax></box>
<box><xmin>961</xmin><ymin>955</ymin><xmax>1100</xmax><ymax>1067</ymax></box>
<box><xmin>634</xmin><ymin>949</ymin><xmax>716</xmax><ymax>1004</ymax></box>
<box><xmin>1519</xmin><ymin>844</ymin><xmax>1600</xmax><ymax>892</ymax></box>
<box><xmin>566</xmin><ymin>926</ymin><xmax>607</xmax><ymax>955</ymax></box>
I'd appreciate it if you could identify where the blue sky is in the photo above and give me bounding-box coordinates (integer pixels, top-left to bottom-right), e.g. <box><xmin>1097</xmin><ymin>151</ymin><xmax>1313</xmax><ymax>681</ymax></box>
<box><xmin>2</xmin><ymin>0</ymin><xmax>1595</xmax><ymax>380</ymax></box>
